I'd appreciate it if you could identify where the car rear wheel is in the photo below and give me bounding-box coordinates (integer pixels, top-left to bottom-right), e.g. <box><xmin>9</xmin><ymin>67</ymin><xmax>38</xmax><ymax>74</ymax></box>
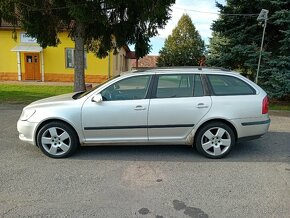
<box><xmin>195</xmin><ymin>122</ymin><xmax>235</xmax><ymax>159</ymax></box>
<box><xmin>37</xmin><ymin>121</ymin><xmax>78</xmax><ymax>158</ymax></box>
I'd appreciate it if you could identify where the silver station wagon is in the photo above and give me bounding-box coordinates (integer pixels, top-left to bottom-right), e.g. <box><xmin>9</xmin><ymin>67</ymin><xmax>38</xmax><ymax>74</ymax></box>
<box><xmin>17</xmin><ymin>67</ymin><xmax>270</xmax><ymax>159</ymax></box>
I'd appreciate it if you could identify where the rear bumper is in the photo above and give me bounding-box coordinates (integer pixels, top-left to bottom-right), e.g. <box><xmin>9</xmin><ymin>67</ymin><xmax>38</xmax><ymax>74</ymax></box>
<box><xmin>241</xmin><ymin>119</ymin><xmax>271</xmax><ymax>126</ymax></box>
<box><xmin>232</xmin><ymin>118</ymin><xmax>270</xmax><ymax>139</ymax></box>
<box><xmin>237</xmin><ymin>134</ymin><xmax>264</xmax><ymax>142</ymax></box>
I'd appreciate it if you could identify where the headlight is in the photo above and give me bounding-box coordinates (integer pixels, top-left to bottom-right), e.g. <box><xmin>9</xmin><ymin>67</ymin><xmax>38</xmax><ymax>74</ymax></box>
<box><xmin>20</xmin><ymin>109</ymin><xmax>36</xmax><ymax>121</ymax></box>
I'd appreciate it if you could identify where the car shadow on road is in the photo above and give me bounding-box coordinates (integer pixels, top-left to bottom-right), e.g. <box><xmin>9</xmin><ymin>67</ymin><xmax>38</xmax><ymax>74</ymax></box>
<box><xmin>70</xmin><ymin>131</ymin><xmax>290</xmax><ymax>163</ymax></box>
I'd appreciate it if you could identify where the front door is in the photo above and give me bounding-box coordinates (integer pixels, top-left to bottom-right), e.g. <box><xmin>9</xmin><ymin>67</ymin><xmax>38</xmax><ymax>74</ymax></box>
<box><xmin>24</xmin><ymin>53</ymin><xmax>40</xmax><ymax>80</ymax></box>
<box><xmin>82</xmin><ymin>75</ymin><xmax>152</xmax><ymax>144</ymax></box>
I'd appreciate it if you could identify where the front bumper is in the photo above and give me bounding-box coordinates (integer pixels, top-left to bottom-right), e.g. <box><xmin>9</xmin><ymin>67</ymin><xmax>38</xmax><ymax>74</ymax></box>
<box><xmin>17</xmin><ymin>120</ymin><xmax>38</xmax><ymax>145</ymax></box>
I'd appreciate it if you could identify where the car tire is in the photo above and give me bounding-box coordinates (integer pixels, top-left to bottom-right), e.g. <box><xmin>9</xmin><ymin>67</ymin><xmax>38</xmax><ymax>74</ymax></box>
<box><xmin>37</xmin><ymin>121</ymin><xmax>79</xmax><ymax>158</ymax></box>
<box><xmin>195</xmin><ymin>122</ymin><xmax>235</xmax><ymax>159</ymax></box>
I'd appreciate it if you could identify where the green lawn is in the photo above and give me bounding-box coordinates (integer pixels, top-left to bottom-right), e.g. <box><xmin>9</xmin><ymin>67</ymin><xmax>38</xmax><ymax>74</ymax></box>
<box><xmin>0</xmin><ymin>84</ymin><xmax>73</xmax><ymax>104</ymax></box>
<box><xmin>269</xmin><ymin>103</ymin><xmax>290</xmax><ymax>111</ymax></box>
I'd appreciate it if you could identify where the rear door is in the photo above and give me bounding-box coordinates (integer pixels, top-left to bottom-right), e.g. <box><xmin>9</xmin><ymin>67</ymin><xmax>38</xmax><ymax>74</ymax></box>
<box><xmin>148</xmin><ymin>73</ymin><xmax>212</xmax><ymax>142</ymax></box>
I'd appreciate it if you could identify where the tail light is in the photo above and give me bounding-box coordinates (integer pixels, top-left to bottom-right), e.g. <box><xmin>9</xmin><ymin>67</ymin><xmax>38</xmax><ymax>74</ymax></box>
<box><xmin>262</xmin><ymin>96</ymin><xmax>269</xmax><ymax>114</ymax></box>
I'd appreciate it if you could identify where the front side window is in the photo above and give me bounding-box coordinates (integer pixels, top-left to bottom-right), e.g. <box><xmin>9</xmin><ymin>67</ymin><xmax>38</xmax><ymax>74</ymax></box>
<box><xmin>155</xmin><ymin>74</ymin><xmax>204</xmax><ymax>98</ymax></box>
<box><xmin>65</xmin><ymin>48</ymin><xmax>87</xmax><ymax>68</ymax></box>
<box><xmin>207</xmin><ymin>74</ymin><xmax>256</xmax><ymax>95</ymax></box>
<box><xmin>101</xmin><ymin>75</ymin><xmax>151</xmax><ymax>101</ymax></box>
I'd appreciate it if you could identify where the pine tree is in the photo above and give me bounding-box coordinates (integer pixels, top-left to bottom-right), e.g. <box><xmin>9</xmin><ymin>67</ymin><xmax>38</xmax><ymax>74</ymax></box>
<box><xmin>259</xmin><ymin>2</ymin><xmax>290</xmax><ymax>99</ymax></box>
<box><xmin>206</xmin><ymin>32</ymin><xmax>230</xmax><ymax>67</ymax></box>
<box><xmin>157</xmin><ymin>14</ymin><xmax>204</xmax><ymax>67</ymax></box>
<box><xmin>209</xmin><ymin>0</ymin><xmax>290</xmax><ymax>98</ymax></box>
<box><xmin>210</xmin><ymin>1</ymin><xmax>284</xmax><ymax>72</ymax></box>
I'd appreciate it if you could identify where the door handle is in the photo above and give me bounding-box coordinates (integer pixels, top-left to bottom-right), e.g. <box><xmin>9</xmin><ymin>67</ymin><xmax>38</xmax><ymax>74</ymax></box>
<box><xmin>134</xmin><ymin>105</ymin><xmax>146</xmax><ymax>111</ymax></box>
<box><xmin>197</xmin><ymin>103</ymin><xmax>209</xmax><ymax>109</ymax></box>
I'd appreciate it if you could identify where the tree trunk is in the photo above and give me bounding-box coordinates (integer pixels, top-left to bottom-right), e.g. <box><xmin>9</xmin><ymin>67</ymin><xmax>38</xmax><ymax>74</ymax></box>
<box><xmin>74</xmin><ymin>21</ymin><xmax>86</xmax><ymax>92</ymax></box>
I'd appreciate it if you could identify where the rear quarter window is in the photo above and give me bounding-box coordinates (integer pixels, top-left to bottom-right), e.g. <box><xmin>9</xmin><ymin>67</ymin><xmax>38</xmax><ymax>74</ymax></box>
<box><xmin>207</xmin><ymin>74</ymin><xmax>256</xmax><ymax>96</ymax></box>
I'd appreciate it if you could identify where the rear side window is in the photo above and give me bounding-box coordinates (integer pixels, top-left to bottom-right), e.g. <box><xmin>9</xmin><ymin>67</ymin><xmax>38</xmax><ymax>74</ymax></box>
<box><xmin>207</xmin><ymin>75</ymin><xmax>256</xmax><ymax>95</ymax></box>
<box><xmin>154</xmin><ymin>74</ymin><xmax>204</xmax><ymax>98</ymax></box>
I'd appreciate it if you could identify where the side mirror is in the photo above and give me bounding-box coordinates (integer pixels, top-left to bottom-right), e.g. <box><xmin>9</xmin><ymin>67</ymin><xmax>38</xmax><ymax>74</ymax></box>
<box><xmin>92</xmin><ymin>94</ymin><xmax>103</xmax><ymax>103</ymax></box>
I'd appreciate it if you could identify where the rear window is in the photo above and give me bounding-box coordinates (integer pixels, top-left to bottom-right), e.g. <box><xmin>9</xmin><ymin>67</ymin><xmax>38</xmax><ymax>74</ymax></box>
<box><xmin>207</xmin><ymin>74</ymin><xmax>256</xmax><ymax>96</ymax></box>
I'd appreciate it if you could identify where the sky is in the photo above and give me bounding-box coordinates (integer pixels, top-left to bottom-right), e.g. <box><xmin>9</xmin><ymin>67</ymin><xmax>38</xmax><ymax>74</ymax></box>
<box><xmin>130</xmin><ymin>0</ymin><xmax>226</xmax><ymax>55</ymax></box>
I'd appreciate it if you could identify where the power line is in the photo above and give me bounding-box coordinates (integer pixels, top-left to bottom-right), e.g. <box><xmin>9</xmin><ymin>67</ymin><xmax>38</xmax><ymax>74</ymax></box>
<box><xmin>172</xmin><ymin>6</ymin><xmax>259</xmax><ymax>17</ymax></box>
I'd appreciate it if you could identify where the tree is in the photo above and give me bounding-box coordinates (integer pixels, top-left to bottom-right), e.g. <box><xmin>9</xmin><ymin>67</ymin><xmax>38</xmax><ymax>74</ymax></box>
<box><xmin>206</xmin><ymin>32</ymin><xmax>230</xmax><ymax>67</ymax></box>
<box><xmin>208</xmin><ymin>0</ymin><xmax>290</xmax><ymax>98</ymax></box>
<box><xmin>259</xmin><ymin>3</ymin><xmax>290</xmax><ymax>99</ymax></box>
<box><xmin>0</xmin><ymin>0</ymin><xmax>175</xmax><ymax>91</ymax></box>
<box><xmin>157</xmin><ymin>14</ymin><xmax>204</xmax><ymax>67</ymax></box>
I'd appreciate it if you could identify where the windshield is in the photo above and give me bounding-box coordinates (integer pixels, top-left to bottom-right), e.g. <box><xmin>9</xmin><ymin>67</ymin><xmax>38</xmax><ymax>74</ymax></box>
<box><xmin>73</xmin><ymin>75</ymin><xmax>120</xmax><ymax>99</ymax></box>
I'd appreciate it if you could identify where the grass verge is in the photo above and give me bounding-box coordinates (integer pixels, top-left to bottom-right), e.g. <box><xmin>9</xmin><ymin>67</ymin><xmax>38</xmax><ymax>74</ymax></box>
<box><xmin>269</xmin><ymin>104</ymin><xmax>290</xmax><ymax>111</ymax></box>
<box><xmin>0</xmin><ymin>84</ymin><xmax>73</xmax><ymax>104</ymax></box>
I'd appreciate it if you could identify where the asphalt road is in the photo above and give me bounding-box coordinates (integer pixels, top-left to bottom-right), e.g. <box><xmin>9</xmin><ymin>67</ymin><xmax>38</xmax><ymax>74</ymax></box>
<box><xmin>0</xmin><ymin>104</ymin><xmax>289</xmax><ymax>218</ymax></box>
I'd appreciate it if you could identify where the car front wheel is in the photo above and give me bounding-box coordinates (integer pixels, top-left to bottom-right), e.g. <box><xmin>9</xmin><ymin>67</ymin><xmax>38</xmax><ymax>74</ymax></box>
<box><xmin>195</xmin><ymin>122</ymin><xmax>235</xmax><ymax>159</ymax></box>
<box><xmin>37</xmin><ymin>121</ymin><xmax>78</xmax><ymax>158</ymax></box>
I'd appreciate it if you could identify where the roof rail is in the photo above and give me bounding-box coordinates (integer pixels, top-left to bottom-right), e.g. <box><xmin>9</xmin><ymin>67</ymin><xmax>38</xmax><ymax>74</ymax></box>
<box><xmin>198</xmin><ymin>66</ymin><xmax>231</xmax><ymax>71</ymax></box>
<box><xmin>132</xmin><ymin>66</ymin><xmax>231</xmax><ymax>72</ymax></box>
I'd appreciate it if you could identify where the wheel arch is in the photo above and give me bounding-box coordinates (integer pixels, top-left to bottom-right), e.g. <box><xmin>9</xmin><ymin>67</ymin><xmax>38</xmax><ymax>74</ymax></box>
<box><xmin>34</xmin><ymin>119</ymin><xmax>81</xmax><ymax>147</ymax></box>
<box><xmin>194</xmin><ymin>118</ymin><xmax>238</xmax><ymax>143</ymax></box>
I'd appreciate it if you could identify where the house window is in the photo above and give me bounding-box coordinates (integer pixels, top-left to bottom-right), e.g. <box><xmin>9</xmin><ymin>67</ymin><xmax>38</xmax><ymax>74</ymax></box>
<box><xmin>20</xmin><ymin>33</ymin><xmax>37</xmax><ymax>43</ymax></box>
<box><xmin>65</xmin><ymin>48</ymin><xmax>87</xmax><ymax>68</ymax></box>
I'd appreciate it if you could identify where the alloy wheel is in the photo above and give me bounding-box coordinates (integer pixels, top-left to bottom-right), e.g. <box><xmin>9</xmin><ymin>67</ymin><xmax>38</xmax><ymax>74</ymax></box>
<box><xmin>41</xmin><ymin>127</ymin><xmax>71</xmax><ymax>156</ymax></box>
<box><xmin>201</xmin><ymin>127</ymin><xmax>231</xmax><ymax>157</ymax></box>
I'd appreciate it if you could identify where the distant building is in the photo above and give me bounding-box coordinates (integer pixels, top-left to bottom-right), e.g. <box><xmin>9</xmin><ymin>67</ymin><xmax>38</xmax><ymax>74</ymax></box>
<box><xmin>0</xmin><ymin>21</ymin><xmax>132</xmax><ymax>83</ymax></box>
<box><xmin>131</xmin><ymin>55</ymin><xmax>159</xmax><ymax>68</ymax></box>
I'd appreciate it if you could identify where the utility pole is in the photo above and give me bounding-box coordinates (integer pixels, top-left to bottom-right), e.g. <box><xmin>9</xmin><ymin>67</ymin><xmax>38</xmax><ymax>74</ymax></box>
<box><xmin>256</xmin><ymin>9</ymin><xmax>269</xmax><ymax>84</ymax></box>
